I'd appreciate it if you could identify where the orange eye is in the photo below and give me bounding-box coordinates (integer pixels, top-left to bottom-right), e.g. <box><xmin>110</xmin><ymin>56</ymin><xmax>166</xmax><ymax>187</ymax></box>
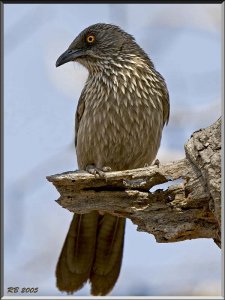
<box><xmin>86</xmin><ymin>35</ymin><xmax>95</xmax><ymax>44</ymax></box>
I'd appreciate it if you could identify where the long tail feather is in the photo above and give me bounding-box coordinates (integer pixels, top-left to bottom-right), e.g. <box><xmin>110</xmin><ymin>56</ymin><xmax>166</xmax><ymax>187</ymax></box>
<box><xmin>90</xmin><ymin>215</ymin><xmax>126</xmax><ymax>295</ymax></box>
<box><xmin>56</xmin><ymin>211</ymin><xmax>99</xmax><ymax>293</ymax></box>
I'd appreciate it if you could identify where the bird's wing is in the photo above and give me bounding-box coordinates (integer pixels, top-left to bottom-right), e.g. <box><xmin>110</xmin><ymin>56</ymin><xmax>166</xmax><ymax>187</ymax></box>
<box><xmin>162</xmin><ymin>87</ymin><xmax>170</xmax><ymax>126</ymax></box>
<box><xmin>75</xmin><ymin>91</ymin><xmax>85</xmax><ymax>148</ymax></box>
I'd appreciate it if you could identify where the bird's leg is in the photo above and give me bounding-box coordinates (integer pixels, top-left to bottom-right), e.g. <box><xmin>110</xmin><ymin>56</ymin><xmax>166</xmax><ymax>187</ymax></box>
<box><xmin>144</xmin><ymin>159</ymin><xmax>160</xmax><ymax>168</ymax></box>
<box><xmin>153</xmin><ymin>158</ymin><xmax>160</xmax><ymax>167</ymax></box>
<box><xmin>85</xmin><ymin>164</ymin><xmax>111</xmax><ymax>178</ymax></box>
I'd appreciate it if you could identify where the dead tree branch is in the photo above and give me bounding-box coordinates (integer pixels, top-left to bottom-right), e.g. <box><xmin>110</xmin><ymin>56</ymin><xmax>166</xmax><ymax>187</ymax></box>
<box><xmin>47</xmin><ymin>118</ymin><xmax>221</xmax><ymax>248</ymax></box>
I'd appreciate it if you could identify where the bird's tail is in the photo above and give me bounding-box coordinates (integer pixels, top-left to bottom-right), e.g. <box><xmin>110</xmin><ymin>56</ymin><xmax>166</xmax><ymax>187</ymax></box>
<box><xmin>56</xmin><ymin>211</ymin><xmax>99</xmax><ymax>293</ymax></box>
<box><xmin>56</xmin><ymin>212</ymin><xmax>125</xmax><ymax>295</ymax></box>
<box><xmin>90</xmin><ymin>214</ymin><xmax>126</xmax><ymax>296</ymax></box>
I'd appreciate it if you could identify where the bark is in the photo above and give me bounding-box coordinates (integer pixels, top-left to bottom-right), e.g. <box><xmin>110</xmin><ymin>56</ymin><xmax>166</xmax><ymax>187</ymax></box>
<box><xmin>47</xmin><ymin>118</ymin><xmax>221</xmax><ymax>248</ymax></box>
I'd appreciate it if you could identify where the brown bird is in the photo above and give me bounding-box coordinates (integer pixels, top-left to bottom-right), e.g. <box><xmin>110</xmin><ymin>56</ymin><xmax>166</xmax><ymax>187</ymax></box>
<box><xmin>55</xmin><ymin>23</ymin><xmax>170</xmax><ymax>296</ymax></box>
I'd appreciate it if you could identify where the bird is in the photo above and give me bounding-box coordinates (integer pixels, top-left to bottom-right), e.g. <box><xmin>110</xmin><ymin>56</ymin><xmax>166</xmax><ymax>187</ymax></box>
<box><xmin>55</xmin><ymin>23</ymin><xmax>170</xmax><ymax>296</ymax></box>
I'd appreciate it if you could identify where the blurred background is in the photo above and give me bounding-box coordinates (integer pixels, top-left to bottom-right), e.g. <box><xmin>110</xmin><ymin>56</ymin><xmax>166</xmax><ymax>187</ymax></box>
<box><xmin>4</xmin><ymin>3</ymin><xmax>222</xmax><ymax>297</ymax></box>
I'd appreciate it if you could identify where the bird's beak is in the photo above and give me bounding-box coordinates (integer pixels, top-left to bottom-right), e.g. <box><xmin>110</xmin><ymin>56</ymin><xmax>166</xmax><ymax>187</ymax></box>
<box><xmin>56</xmin><ymin>48</ymin><xmax>84</xmax><ymax>67</ymax></box>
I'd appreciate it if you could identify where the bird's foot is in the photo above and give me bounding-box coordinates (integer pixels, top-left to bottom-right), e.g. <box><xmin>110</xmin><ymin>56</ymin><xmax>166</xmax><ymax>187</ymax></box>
<box><xmin>86</xmin><ymin>165</ymin><xmax>111</xmax><ymax>178</ymax></box>
<box><xmin>153</xmin><ymin>158</ymin><xmax>160</xmax><ymax>167</ymax></box>
<box><xmin>144</xmin><ymin>159</ymin><xmax>160</xmax><ymax>168</ymax></box>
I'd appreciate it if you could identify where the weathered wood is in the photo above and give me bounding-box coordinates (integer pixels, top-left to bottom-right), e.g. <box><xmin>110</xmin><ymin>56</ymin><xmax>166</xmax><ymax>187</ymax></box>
<box><xmin>47</xmin><ymin>118</ymin><xmax>221</xmax><ymax>247</ymax></box>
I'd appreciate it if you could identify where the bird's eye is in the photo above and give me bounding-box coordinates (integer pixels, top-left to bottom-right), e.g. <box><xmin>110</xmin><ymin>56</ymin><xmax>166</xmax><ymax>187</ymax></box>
<box><xmin>86</xmin><ymin>35</ymin><xmax>95</xmax><ymax>44</ymax></box>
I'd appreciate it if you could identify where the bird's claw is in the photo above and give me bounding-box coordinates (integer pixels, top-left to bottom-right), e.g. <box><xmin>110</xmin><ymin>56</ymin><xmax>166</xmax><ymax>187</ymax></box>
<box><xmin>153</xmin><ymin>159</ymin><xmax>160</xmax><ymax>167</ymax></box>
<box><xmin>102</xmin><ymin>166</ymin><xmax>112</xmax><ymax>172</ymax></box>
<box><xmin>86</xmin><ymin>165</ymin><xmax>111</xmax><ymax>178</ymax></box>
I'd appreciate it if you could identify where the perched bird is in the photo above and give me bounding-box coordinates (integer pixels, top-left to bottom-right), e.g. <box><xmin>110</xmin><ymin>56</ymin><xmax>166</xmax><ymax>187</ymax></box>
<box><xmin>55</xmin><ymin>23</ymin><xmax>170</xmax><ymax>296</ymax></box>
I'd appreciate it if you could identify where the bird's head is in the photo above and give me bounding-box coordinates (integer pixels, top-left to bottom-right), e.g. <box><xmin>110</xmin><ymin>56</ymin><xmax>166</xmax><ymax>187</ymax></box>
<box><xmin>56</xmin><ymin>23</ymin><xmax>143</xmax><ymax>71</ymax></box>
